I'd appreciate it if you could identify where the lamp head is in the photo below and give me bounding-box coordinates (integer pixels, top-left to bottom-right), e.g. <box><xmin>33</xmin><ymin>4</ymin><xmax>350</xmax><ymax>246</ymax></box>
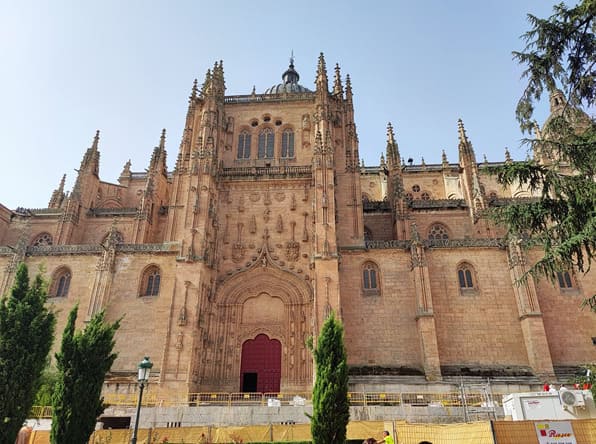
<box><xmin>137</xmin><ymin>356</ymin><xmax>153</xmax><ymax>382</ymax></box>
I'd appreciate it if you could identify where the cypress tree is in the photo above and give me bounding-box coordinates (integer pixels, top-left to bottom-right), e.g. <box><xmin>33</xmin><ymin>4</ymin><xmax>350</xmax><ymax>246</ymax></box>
<box><xmin>50</xmin><ymin>305</ymin><xmax>120</xmax><ymax>444</ymax></box>
<box><xmin>0</xmin><ymin>264</ymin><xmax>55</xmax><ymax>444</ymax></box>
<box><xmin>310</xmin><ymin>312</ymin><xmax>349</xmax><ymax>444</ymax></box>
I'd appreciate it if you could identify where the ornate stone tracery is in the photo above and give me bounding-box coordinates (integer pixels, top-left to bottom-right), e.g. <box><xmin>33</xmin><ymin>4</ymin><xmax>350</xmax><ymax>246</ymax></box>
<box><xmin>201</xmin><ymin>229</ymin><xmax>314</xmax><ymax>391</ymax></box>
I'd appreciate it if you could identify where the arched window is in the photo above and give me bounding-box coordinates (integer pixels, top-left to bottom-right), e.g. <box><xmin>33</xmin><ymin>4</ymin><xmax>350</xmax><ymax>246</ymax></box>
<box><xmin>281</xmin><ymin>129</ymin><xmax>294</xmax><ymax>158</ymax></box>
<box><xmin>457</xmin><ymin>262</ymin><xmax>477</xmax><ymax>292</ymax></box>
<box><xmin>557</xmin><ymin>271</ymin><xmax>575</xmax><ymax>289</ymax></box>
<box><xmin>428</xmin><ymin>223</ymin><xmax>449</xmax><ymax>240</ymax></box>
<box><xmin>362</xmin><ymin>262</ymin><xmax>380</xmax><ymax>295</ymax></box>
<box><xmin>32</xmin><ymin>232</ymin><xmax>53</xmax><ymax>246</ymax></box>
<box><xmin>258</xmin><ymin>128</ymin><xmax>274</xmax><ymax>159</ymax></box>
<box><xmin>140</xmin><ymin>265</ymin><xmax>161</xmax><ymax>296</ymax></box>
<box><xmin>237</xmin><ymin>131</ymin><xmax>251</xmax><ymax>159</ymax></box>
<box><xmin>51</xmin><ymin>267</ymin><xmax>71</xmax><ymax>297</ymax></box>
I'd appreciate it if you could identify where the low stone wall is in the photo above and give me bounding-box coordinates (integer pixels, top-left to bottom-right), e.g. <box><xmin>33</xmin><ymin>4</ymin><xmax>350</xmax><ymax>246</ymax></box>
<box><xmin>101</xmin><ymin>404</ymin><xmax>503</xmax><ymax>428</ymax></box>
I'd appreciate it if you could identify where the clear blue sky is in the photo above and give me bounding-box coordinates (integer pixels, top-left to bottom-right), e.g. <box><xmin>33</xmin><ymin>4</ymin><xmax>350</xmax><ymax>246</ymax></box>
<box><xmin>0</xmin><ymin>0</ymin><xmax>558</xmax><ymax>209</ymax></box>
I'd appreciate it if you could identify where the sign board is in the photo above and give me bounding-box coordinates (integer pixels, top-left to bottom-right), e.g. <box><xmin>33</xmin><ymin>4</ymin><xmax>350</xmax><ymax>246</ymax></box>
<box><xmin>535</xmin><ymin>421</ymin><xmax>577</xmax><ymax>444</ymax></box>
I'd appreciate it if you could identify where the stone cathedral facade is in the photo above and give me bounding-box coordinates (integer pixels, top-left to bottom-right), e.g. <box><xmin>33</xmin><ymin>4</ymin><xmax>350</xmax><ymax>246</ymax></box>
<box><xmin>0</xmin><ymin>55</ymin><xmax>594</xmax><ymax>399</ymax></box>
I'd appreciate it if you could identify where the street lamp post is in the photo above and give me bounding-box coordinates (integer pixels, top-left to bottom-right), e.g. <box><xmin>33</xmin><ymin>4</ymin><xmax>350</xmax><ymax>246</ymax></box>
<box><xmin>131</xmin><ymin>356</ymin><xmax>153</xmax><ymax>444</ymax></box>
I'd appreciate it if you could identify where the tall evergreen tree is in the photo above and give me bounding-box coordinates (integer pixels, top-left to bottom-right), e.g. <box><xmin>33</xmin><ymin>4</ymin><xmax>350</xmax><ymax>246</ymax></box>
<box><xmin>50</xmin><ymin>305</ymin><xmax>120</xmax><ymax>444</ymax></box>
<box><xmin>492</xmin><ymin>0</ymin><xmax>596</xmax><ymax>310</ymax></box>
<box><xmin>0</xmin><ymin>264</ymin><xmax>55</xmax><ymax>444</ymax></box>
<box><xmin>309</xmin><ymin>312</ymin><xmax>349</xmax><ymax>444</ymax></box>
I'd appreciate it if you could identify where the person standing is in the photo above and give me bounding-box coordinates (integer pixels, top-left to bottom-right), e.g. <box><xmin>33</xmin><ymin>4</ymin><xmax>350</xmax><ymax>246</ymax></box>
<box><xmin>378</xmin><ymin>430</ymin><xmax>395</xmax><ymax>444</ymax></box>
<box><xmin>15</xmin><ymin>424</ymin><xmax>32</xmax><ymax>444</ymax></box>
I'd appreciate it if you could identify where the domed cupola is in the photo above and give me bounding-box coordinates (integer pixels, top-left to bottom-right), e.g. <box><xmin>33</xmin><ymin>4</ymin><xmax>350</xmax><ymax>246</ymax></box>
<box><xmin>264</xmin><ymin>56</ymin><xmax>313</xmax><ymax>95</ymax></box>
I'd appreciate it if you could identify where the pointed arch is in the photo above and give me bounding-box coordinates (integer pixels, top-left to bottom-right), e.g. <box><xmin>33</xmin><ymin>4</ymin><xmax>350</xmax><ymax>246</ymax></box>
<box><xmin>139</xmin><ymin>264</ymin><xmax>161</xmax><ymax>297</ymax></box>
<box><xmin>427</xmin><ymin>223</ymin><xmax>449</xmax><ymax>240</ymax></box>
<box><xmin>456</xmin><ymin>261</ymin><xmax>479</xmax><ymax>294</ymax></box>
<box><xmin>50</xmin><ymin>266</ymin><xmax>71</xmax><ymax>297</ymax></box>
<box><xmin>258</xmin><ymin>128</ymin><xmax>274</xmax><ymax>159</ymax></box>
<box><xmin>281</xmin><ymin>128</ymin><xmax>295</xmax><ymax>158</ymax></box>
<box><xmin>557</xmin><ymin>271</ymin><xmax>576</xmax><ymax>290</ymax></box>
<box><xmin>31</xmin><ymin>232</ymin><xmax>53</xmax><ymax>246</ymax></box>
<box><xmin>217</xmin><ymin>264</ymin><xmax>312</xmax><ymax>306</ymax></box>
<box><xmin>237</xmin><ymin>130</ymin><xmax>252</xmax><ymax>159</ymax></box>
<box><xmin>362</xmin><ymin>261</ymin><xmax>381</xmax><ymax>296</ymax></box>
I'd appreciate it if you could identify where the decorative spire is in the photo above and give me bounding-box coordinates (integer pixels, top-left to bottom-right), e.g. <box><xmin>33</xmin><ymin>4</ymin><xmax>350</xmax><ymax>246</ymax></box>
<box><xmin>91</xmin><ymin>130</ymin><xmax>100</xmax><ymax>152</ymax></box>
<box><xmin>151</xmin><ymin>129</ymin><xmax>168</xmax><ymax>175</ymax></box>
<box><xmin>201</xmin><ymin>68</ymin><xmax>212</xmax><ymax>96</ymax></box>
<box><xmin>345</xmin><ymin>74</ymin><xmax>353</xmax><ymax>102</ymax></box>
<box><xmin>190</xmin><ymin>78</ymin><xmax>198</xmax><ymax>100</ymax></box>
<box><xmin>483</xmin><ymin>154</ymin><xmax>488</xmax><ymax>165</ymax></box>
<box><xmin>386</xmin><ymin>122</ymin><xmax>400</xmax><ymax>168</ymax></box>
<box><xmin>282</xmin><ymin>53</ymin><xmax>300</xmax><ymax>85</ymax></box>
<box><xmin>72</xmin><ymin>130</ymin><xmax>101</xmax><ymax>197</ymax></box>
<box><xmin>48</xmin><ymin>174</ymin><xmax>66</xmax><ymax>208</ymax></box>
<box><xmin>457</xmin><ymin>119</ymin><xmax>468</xmax><ymax>146</ymax></box>
<box><xmin>441</xmin><ymin>149</ymin><xmax>448</xmax><ymax>168</ymax></box>
<box><xmin>159</xmin><ymin>128</ymin><xmax>166</xmax><ymax>151</ymax></box>
<box><xmin>315</xmin><ymin>52</ymin><xmax>328</xmax><ymax>93</ymax></box>
<box><xmin>505</xmin><ymin>147</ymin><xmax>512</xmax><ymax>163</ymax></box>
<box><xmin>81</xmin><ymin>130</ymin><xmax>100</xmax><ymax>173</ymax></box>
<box><xmin>333</xmin><ymin>63</ymin><xmax>343</xmax><ymax>96</ymax></box>
<box><xmin>457</xmin><ymin>118</ymin><xmax>476</xmax><ymax>162</ymax></box>
<box><xmin>58</xmin><ymin>174</ymin><xmax>66</xmax><ymax>191</ymax></box>
<box><xmin>317</xmin><ymin>52</ymin><xmax>327</xmax><ymax>75</ymax></box>
<box><xmin>120</xmin><ymin>159</ymin><xmax>132</xmax><ymax>178</ymax></box>
<box><xmin>380</xmin><ymin>153</ymin><xmax>386</xmax><ymax>168</ymax></box>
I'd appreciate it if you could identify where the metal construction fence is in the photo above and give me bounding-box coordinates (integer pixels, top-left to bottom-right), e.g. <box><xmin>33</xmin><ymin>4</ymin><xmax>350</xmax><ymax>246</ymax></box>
<box><xmin>30</xmin><ymin>391</ymin><xmax>496</xmax><ymax>416</ymax></box>
<box><xmin>93</xmin><ymin>390</ymin><xmax>496</xmax><ymax>408</ymax></box>
<box><xmin>26</xmin><ymin>419</ymin><xmax>596</xmax><ymax>443</ymax></box>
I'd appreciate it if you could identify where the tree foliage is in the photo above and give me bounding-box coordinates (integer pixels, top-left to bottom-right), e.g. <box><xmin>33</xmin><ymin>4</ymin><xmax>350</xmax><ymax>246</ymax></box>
<box><xmin>513</xmin><ymin>0</ymin><xmax>595</xmax><ymax>131</ymax></box>
<box><xmin>492</xmin><ymin>0</ymin><xmax>596</xmax><ymax>309</ymax></box>
<box><xmin>0</xmin><ymin>264</ymin><xmax>55</xmax><ymax>444</ymax></box>
<box><xmin>50</xmin><ymin>305</ymin><xmax>120</xmax><ymax>444</ymax></box>
<box><xmin>309</xmin><ymin>312</ymin><xmax>349</xmax><ymax>444</ymax></box>
<box><xmin>575</xmin><ymin>363</ymin><xmax>596</xmax><ymax>399</ymax></box>
<box><xmin>33</xmin><ymin>365</ymin><xmax>59</xmax><ymax>407</ymax></box>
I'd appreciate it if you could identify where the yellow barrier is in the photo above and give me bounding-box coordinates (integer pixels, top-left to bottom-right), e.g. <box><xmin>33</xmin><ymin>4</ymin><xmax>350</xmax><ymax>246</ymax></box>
<box><xmin>24</xmin><ymin>420</ymin><xmax>596</xmax><ymax>443</ymax></box>
<box><xmin>29</xmin><ymin>406</ymin><xmax>52</xmax><ymax>419</ymax></box>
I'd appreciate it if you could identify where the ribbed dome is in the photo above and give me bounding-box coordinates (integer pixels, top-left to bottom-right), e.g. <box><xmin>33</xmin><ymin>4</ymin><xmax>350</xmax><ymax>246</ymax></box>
<box><xmin>264</xmin><ymin>57</ymin><xmax>312</xmax><ymax>95</ymax></box>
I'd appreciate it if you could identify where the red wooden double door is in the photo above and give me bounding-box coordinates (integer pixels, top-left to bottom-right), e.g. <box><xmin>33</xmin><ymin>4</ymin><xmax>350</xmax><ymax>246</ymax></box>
<box><xmin>240</xmin><ymin>334</ymin><xmax>281</xmax><ymax>393</ymax></box>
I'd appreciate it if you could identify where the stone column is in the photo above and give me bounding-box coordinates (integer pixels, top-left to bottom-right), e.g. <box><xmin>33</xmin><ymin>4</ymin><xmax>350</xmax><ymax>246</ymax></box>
<box><xmin>508</xmin><ymin>240</ymin><xmax>555</xmax><ymax>379</ymax></box>
<box><xmin>410</xmin><ymin>224</ymin><xmax>441</xmax><ymax>379</ymax></box>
